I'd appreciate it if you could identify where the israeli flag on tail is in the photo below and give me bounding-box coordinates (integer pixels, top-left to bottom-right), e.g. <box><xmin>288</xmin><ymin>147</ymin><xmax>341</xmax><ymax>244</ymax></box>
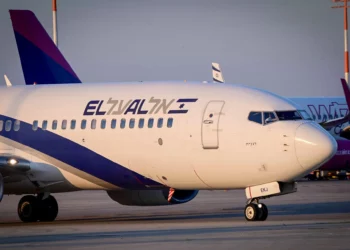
<box><xmin>212</xmin><ymin>62</ymin><xmax>225</xmax><ymax>83</ymax></box>
<box><xmin>4</xmin><ymin>75</ymin><xmax>12</xmax><ymax>87</ymax></box>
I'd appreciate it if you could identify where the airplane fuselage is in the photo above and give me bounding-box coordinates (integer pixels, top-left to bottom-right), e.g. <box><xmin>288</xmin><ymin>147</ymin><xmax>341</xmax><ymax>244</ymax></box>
<box><xmin>0</xmin><ymin>82</ymin><xmax>334</xmax><ymax>194</ymax></box>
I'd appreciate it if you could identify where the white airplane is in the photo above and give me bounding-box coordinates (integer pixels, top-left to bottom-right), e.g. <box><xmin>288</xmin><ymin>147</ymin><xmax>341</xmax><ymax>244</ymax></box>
<box><xmin>0</xmin><ymin>80</ymin><xmax>337</xmax><ymax>223</ymax></box>
<box><xmin>0</xmin><ymin>10</ymin><xmax>337</xmax><ymax>223</ymax></box>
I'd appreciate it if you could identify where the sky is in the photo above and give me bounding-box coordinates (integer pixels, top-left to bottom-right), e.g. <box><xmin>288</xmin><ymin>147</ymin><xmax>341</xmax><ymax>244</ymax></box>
<box><xmin>0</xmin><ymin>0</ymin><xmax>346</xmax><ymax>96</ymax></box>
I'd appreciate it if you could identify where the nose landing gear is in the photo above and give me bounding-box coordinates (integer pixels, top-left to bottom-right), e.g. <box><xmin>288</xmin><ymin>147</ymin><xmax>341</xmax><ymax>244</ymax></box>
<box><xmin>244</xmin><ymin>181</ymin><xmax>297</xmax><ymax>221</ymax></box>
<box><xmin>244</xmin><ymin>199</ymin><xmax>268</xmax><ymax>221</ymax></box>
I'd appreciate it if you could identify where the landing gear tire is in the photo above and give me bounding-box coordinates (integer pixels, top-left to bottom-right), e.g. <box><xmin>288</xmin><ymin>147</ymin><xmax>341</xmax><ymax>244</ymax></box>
<box><xmin>38</xmin><ymin>195</ymin><xmax>58</xmax><ymax>222</ymax></box>
<box><xmin>18</xmin><ymin>195</ymin><xmax>58</xmax><ymax>222</ymax></box>
<box><xmin>244</xmin><ymin>204</ymin><xmax>258</xmax><ymax>221</ymax></box>
<box><xmin>18</xmin><ymin>195</ymin><xmax>39</xmax><ymax>222</ymax></box>
<box><xmin>257</xmin><ymin>203</ymin><xmax>268</xmax><ymax>221</ymax></box>
<box><xmin>244</xmin><ymin>203</ymin><xmax>269</xmax><ymax>221</ymax></box>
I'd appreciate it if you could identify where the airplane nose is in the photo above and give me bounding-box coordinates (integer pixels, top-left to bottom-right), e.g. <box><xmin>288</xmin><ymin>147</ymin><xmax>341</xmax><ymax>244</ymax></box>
<box><xmin>295</xmin><ymin>123</ymin><xmax>337</xmax><ymax>170</ymax></box>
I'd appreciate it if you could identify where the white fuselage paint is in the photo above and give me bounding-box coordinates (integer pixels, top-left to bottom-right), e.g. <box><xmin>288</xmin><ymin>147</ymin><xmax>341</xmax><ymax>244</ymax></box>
<box><xmin>0</xmin><ymin>82</ymin><xmax>335</xmax><ymax>194</ymax></box>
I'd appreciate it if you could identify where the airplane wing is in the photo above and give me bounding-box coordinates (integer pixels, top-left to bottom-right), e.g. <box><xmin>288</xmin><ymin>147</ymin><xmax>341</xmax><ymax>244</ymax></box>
<box><xmin>320</xmin><ymin>78</ymin><xmax>350</xmax><ymax>129</ymax></box>
<box><xmin>212</xmin><ymin>62</ymin><xmax>225</xmax><ymax>83</ymax></box>
<box><xmin>4</xmin><ymin>75</ymin><xmax>12</xmax><ymax>87</ymax></box>
<box><xmin>0</xmin><ymin>154</ymin><xmax>31</xmax><ymax>201</ymax></box>
<box><xmin>0</xmin><ymin>154</ymin><xmax>31</xmax><ymax>176</ymax></box>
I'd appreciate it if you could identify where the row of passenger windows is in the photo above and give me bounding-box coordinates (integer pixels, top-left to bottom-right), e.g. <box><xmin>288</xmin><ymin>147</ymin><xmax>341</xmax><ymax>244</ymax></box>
<box><xmin>0</xmin><ymin>118</ymin><xmax>174</xmax><ymax>132</ymax></box>
<box><xmin>0</xmin><ymin>120</ymin><xmax>20</xmax><ymax>132</ymax></box>
<box><xmin>35</xmin><ymin>118</ymin><xmax>174</xmax><ymax>131</ymax></box>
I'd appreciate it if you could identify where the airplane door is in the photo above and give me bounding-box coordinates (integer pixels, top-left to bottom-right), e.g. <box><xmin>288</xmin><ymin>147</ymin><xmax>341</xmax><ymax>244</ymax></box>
<box><xmin>201</xmin><ymin>101</ymin><xmax>225</xmax><ymax>149</ymax></box>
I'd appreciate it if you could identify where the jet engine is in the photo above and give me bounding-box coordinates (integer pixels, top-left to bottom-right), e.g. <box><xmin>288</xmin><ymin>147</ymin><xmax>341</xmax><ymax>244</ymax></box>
<box><xmin>106</xmin><ymin>189</ymin><xmax>198</xmax><ymax>206</ymax></box>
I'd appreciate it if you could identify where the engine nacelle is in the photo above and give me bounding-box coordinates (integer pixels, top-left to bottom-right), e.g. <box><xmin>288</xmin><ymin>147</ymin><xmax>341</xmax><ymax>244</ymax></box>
<box><xmin>107</xmin><ymin>189</ymin><xmax>198</xmax><ymax>206</ymax></box>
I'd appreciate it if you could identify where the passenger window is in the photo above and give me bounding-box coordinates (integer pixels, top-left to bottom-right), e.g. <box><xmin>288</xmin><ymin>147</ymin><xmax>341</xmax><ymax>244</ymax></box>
<box><xmin>248</xmin><ymin>112</ymin><xmax>262</xmax><ymax>124</ymax></box>
<box><xmin>148</xmin><ymin>118</ymin><xmax>154</xmax><ymax>128</ymax></box>
<box><xmin>32</xmin><ymin>120</ymin><xmax>38</xmax><ymax>131</ymax></box>
<box><xmin>129</xmin><ymin>118</ymin><xmax>135</xmax><ymax>128</ymax></box>
<box><xmin>101</xmin><ymin>119</ymin><xmax>106</xmax><ymax>129</ymax></box>
<box><xmin>91</xmin><ymin>119</ymin><xmax>97</xmax><ymax>129</ymax></box>
<box><xmin>6</xmin><ymin>120</ymin><xmax>12</xmax><ymax>132</ymax></box>
<box><xmin>167</xmin><ymin>118</ymin><xmax>173</xmax><ymax>128</ymax></box>
<box><xmin>62</xmin><ymin>120</ymin><xmax>67</xmax><ymax>130</ymax></box>
<box><xmin>52</xmin><ymin>120</ymin><xmax>58</xmax><ymax>130</ymax></box>
<box><xmin>71</xmin><ymin>120</ymin><xmax>76</xmax><ymax>130</ymax></box>
<box><xmin>42</xmin><ymin>120</ymin><xmax>48</xmax><ymax>130</ymax></box>
<box><xmin>111</xmin><ymin>119</ymin><xmax>117</xmax><ymax>129</ymax></box>
<box><xmin>81</xmin><ymin>119</ymin><xmax>87</xmax><ymax>129</ymax></box>
<box><xmin>157</xmin><ymin>118</ymin><xmax>163</xmax><ymax>128</ymax></box>
<box><xmin>14</xmin><ymin>120</ymin><xmax>20</xmax><ymax>131</ymax></box>
<box><xmin>138</xmin><ymin>118</ymin><xmax>144</xmax><ymax>128</ymax></box>
<box><xmin>120</xmin><ymin>119</ymin><xmax>126</xmax><ymax>129</ymax></box>
<box><xmin>0</xmin><ymin>120</ymin><xmax>3</xmax><ymax>131</ymax></box>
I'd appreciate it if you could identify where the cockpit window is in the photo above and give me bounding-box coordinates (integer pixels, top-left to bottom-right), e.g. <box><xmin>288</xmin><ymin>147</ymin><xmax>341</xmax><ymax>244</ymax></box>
<box><xmin>275</xmin><ymin>111</ymin><xmax>302</xmax><ymax>121</ymax></box>
<box><xmin>248</xmin><ymin>112</ymin><xmax>262</xmax><ymax>124</ymax></box>
<box><xmin>263</xmin><ymin>112</ymin><xmax>277</xmax><ymax>125</ymax></box>
<box><xmin>298</xmin><ymin>110</ymin><xmax>312</xmax><ymax>120</ymax></box>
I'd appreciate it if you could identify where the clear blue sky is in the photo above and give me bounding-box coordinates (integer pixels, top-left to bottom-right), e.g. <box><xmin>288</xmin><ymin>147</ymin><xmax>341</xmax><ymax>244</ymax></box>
<box><xmin>0</xmin><ymin>0</ymin><xmax>346</xmax><ymax>96</ymax></box>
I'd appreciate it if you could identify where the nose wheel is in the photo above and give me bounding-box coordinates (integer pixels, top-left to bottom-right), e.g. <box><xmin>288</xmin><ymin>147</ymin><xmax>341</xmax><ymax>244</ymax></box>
<box><xmin>244</xmin><ymin>202</ymin><xmax>268</xmax><ymax>221</ymax></box>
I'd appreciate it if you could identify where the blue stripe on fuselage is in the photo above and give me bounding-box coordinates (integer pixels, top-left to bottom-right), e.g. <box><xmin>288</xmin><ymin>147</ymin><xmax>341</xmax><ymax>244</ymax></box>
<box><xmin>0</xmin><ymin>115</ymin><xmax>162</xmax><ymax>189</ymax></box>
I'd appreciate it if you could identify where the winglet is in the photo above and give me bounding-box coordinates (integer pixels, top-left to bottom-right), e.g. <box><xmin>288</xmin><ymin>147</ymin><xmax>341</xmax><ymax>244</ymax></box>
<box><xmin>212</xmin><ymin>62</ymin><xmax>225</xmax><ymax>83</ymax></box>
<box><xmin>4</xmin><ymin>75</ymin><xmax>12</xmax><ymax>87</ymax></box>
<box><xmin>9</xmin><ymin>10</ymin><xmax>81</xmax><ymax>85</ymax></box>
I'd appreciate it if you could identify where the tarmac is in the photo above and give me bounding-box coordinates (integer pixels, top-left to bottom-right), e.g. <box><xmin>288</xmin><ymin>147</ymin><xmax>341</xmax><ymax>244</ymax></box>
<box><xmin>0</xmin><ymin>180</ymin><xmax>349</xmax><ymax>250</ymax></box>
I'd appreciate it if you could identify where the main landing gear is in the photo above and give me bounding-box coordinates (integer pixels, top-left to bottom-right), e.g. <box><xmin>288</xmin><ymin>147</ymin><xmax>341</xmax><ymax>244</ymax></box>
<box><xmin>244</xmin><ymin>199</ymin><xmax>268</xmax><ymax>221</ymax></box>
<box><xmin>17</xmin><ymin>194</ymin><xmax>58</xmax><ymax>222</ymax></box>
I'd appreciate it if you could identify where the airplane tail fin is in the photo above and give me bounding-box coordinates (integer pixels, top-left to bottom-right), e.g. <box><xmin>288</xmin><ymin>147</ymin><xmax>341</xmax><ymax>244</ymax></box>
<box><xmin>9</xmin><ymin>10</ymin><xmax>81</xmax><ymax>85</ymax></box>
<box><xmin>212</xmin><ymin>62</ymin><xmax>225</xmax><ymax>83</ymax></box>
<box><xmin>320</xmin><ymin>78</ymin><xmax>350</xmax><ymax>129</ymax></box>
<box><xmin>341</xmin><ymin>78</ymin><xmax>350</xmax><ymax>107</ymax></box>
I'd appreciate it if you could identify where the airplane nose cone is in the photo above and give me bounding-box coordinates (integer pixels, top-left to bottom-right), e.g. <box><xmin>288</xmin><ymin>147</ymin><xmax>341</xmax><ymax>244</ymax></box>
<box><xmin>295</xmin><ymin>123</ymin><xmax>337</xmax><ymax>170</ymax></box>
